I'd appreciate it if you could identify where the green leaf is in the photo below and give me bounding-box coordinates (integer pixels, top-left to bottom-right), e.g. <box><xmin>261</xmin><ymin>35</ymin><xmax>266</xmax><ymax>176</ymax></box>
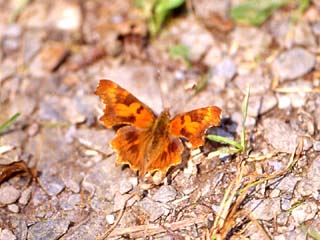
<box><xmin>0</xmin><ymin>113</ymin><xmax>21</xmax><ymax>133</ymax></box>
<box><xmin>207</xmin><ymin>135</ymin><xmax>243</xmax><ymax>150</ymax></box>
<box><xmin>230</xmin><ymin>0</ymin><xmax>289</xmax><ymax>26</ymax></box>
<box><xmin>168</xmin><ymin>44</ymin><xmax>190</xmax><ymax>64</ymax></box>
<box><xmin>149</xmin><ymin>0</ymin><xmax>185</xmax><ymax>37</ymax></box>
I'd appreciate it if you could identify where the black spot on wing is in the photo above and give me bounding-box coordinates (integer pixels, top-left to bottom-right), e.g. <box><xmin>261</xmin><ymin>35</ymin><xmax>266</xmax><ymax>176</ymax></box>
<box><xmin>168</xmin><ymin>139</ymin><xmax>179</xmax><ymax>153</ymax></box>
<box><xmin>136</xmin><ymin>105</ymin><xmax>144</xmax><ymax>114</ymax></box>
<box><xmin>161</xmin><ymin>152</ymin><xmax>167</xmax><ymax>162</ymax></box>
<box><xmin>123</xmin><ymin>94</ymin><xmax>138</xmax><ymax>106</ymax></box>
<box><xmin>121</xmin><ymin>115</ymin><xmax>136</xmax><ymax>123</ymax></box>
<box><xmin>125</xmin><ymin>130</ymin><xmax>139</xmax><ymax>142</ymax></box>
<box><xmin>128</xmin><ymin>144</ymin><xmax>139</xmax><ymax>154</ymax></box>
<box><xmin>180</xmin><ymin>115</ymin><xmax>185</xmax><ymax>124</ymax></box>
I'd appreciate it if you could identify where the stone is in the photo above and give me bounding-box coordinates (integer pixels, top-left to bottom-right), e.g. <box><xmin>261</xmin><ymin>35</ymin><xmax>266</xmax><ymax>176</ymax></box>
<box><xmin>48</xmin><ymin>0</ymin><xmax>82</xmax><ymax>32</ymax></box>
<box><xmin>152</xmin><ymin>185</ymin><xmax>177</xmax><ymax>203</ymax></box>
<box><xmin>231</xmin><ymin>27</ymin><xmax>272</xmax><ymax>61</ymax></box>
<box><xmin>234</xmin><ymin>71</ymin><xmax>271</xmax><ymax>95</ymax></box>
<box><xmin>0</xmin><ymin>185</ymin><xmax>21</xmax><ymax>205</ymax></box>
<box><xmin>7</xmin><ymin>204</ymin><xmax>19</xmax><ymax>213</ymax></box>
<box><xmin>214</xmin><ymin>57</ymin><xmax>237</xmax><ymax>80</ymax></box>
<box><xmin>119</xmin><ymin>180</ymin><xmax>133</xmax><ymax>194</ymax></box>
<box><xmin>248</xmin><ymin>198</ymin><xmax>281</xmax><ymax>221</ymax></box>
<box><xmin>262</xmin><ymin>118</ymin><xmax>299</xmax><ymax>153</ymax></box>
<box><xmin>136</xmin><ymin>198</ymin><xmax>167</xmax><ymax>222</ymax></box>
<box><xmin>313</xmin><ymin>141</ymin><xmax>320</xmax><ymax>151</ymax></box>
<box><xmin>273</xmin><ymin>48</ymin><xmax>316</xmax><ymax>81</ymax></box>
<box><xmin>39</xmin><ymin>172</ymin><xmax>65</xmax><ymax>196</ymax></box>
<box><xmin>60</xmin><ymin>194</ymin><xmax>81</xmax><ymax>211</ymax></box>
<box><xmin>74</xmin><ymin>129</ymin><xmax>114</xmax><ymax>155</ymax></box>
<box><xmin>27</xmin><ymin>219</ymin><xmax>70</xmax><ymax>240</ymax></box>
<box><xmin>29</xmin><ymin>41</ymin><xmax>69</xmax><ymax>77</ymax></box>
<box><xmin>106</xmin><ymin>215</ymin><xmax>115</xmax><ymax>225</ymax></box>
<box><xmin>291</xmin><ymin>201</ymin><xmax>317</xmax><ymax>224</ymax></box>
<box><xmin>0</xmin><ymin>229</ymin><xmax>16</xmax><ymax>240</ymax></box>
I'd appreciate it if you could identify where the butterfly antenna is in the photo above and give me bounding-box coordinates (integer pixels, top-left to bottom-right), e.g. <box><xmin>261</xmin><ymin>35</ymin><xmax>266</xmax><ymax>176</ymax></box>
<box><xmin>156</xmin><ymin>69</ymin><xmax>166</xmax><ymax>109</ymax></box>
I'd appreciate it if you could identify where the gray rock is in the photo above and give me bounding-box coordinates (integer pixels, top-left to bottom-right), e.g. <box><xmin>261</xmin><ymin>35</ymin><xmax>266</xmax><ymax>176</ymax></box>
<box><xmin>19</xmin><ymin>186</ymin><xmax>32</xmax><ymax>205</ymax></box>
<box><xmin>291</xmin><ymin>201</ymin><xmax>317</xmax><ymax>224</ymax></box>
<box><xmin>152</xmin><ymin>185</ymin><xmax>177</xmax><ymax>203</ymax></box>
<box><xmin>136</xmin><ymin>198</ymin><xmax>167</xmax><ymax>222</ymax></box>
<box><xmin>0</xmin><ymin>229</ymin><xmax>16</xmax><ymax>240</ymax></box>
<box><xmin>39</xmin><ymin>172</ymin><xmax>65</xmax><ymax>196</ymax></box>
<box><xmin>277</xmin><ymin>212</ymin><xmax>289</xmax><ymax>225</ymax></box>
<box><xmin>248</xmin><ymin>198</ymin><xmax>281</xmax><ymax>221</ymax></box>
<box><xmin>293</xmin><ymin>21</ymin><xmax>317</xmax><ymax>47</ymax></box>
<box><xmin>177</xmin><ymin>19</ymin><xmax>215</xmax><ymax>62</ymax></box>
<box><xmin>60</xmin><ymin>194</ymin><xmax>81</xmax><ymax>210</ymax></box>
<box><xmin>214</xmin><ymin>57</ymin><xmax>237</xmax><ymax>80</ymax></box>
<box><xmin>4</xmin><ymin>24</ymin><xmax>22</xmax><ymax>38</ymax></box>
<box><xmin>82</xmin><ymin>156</ymin><xmax>131</xmax><ymax>199</ymax></box>
<box><xmin>231</xmin><ymin>27</ymin><xmax>272</xmax><ymax>61</ymax></box>
<box><xmin>0</xmin><ymin>185</ymin><xmax>21</xmax><ymax>205</ymax></box>
<box><xmin>63</xmin><ymin>213</ymin><xmax>105</xmax><ymax>240</ymax></box>
<box><xmin>313</xmin><ymin>141</ymin><xmax>320</xmax><ymax>151</ymax></box>
<box><xmin>276</xmin><ymin>175</ymin><xmax>300</xmax><ymax>192</ymax></box>
<box><xmin>7</xmin><ymin>204</ymin><xmax>19</xmax><ymax>213</ymax></box>
<box><xmin>248</xmin><ymin>94</ymin><xmax>277</xmax><ymax>117</ymax></box>
<box><xmin>10</xmin><ymin>219</ymin><xmax>27</xmax><ymax>240</ymax></box>
<box><xmin>307</xmin><ymin>157</ymin><xmax>320</xmax><ymax>182</ymax></box>
<box><xmin>234</xmin><ymin>71</ymin><xmax>271</xmax><ymax>95</ymax></box>
<box><xmin>27</xmin><ymin>219</ymin><xmax>70</xmax><ymax>240</ymax></box>
<box><xmin>296</xmin><ymin>179</ymin><xmax>314</xmax><ymax>197</ymax></box>
<box><xmin>119</xmin><ymin>180</ymin><xmax>133</xmax><ymax>194</ymax></box>
<box><xmin>263</xmin><ymin>118</ymin><xmax>299</xmax><ymax>153</ymax></box>
<box><xmin>61</xmin><ymin>167</ymin><xmax>82</xmax><ymax>193</ymax></box>
<box><xmin>38</xmin><ymin>96</ymin><xmax>85</xmax><ymax>124</ymax></box>
<box><xmin>273</xmin><ymin>48</ymin><xmax>316</xmax><ymax>81</ymax></box>
<box><xmin>74</xmin><ymin>129</ymin><xmax>114</xmax><ymax>155</ymax></box>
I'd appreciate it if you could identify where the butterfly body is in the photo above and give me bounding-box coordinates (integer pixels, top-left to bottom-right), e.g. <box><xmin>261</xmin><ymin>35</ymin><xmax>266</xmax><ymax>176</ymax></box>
<box><xmin>95</xmin><ymin>80</ymin><xmax>221</xmax><ymax>177</ymax></box>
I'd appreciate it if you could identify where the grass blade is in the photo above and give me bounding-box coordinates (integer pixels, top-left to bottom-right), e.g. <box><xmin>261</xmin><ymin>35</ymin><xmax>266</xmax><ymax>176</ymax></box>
<box><xmin>0</xmin><ymin>113</ymin><xmax>21</xmax><ymax>133</ymax></box>
<box><xmin>207</xmin><ymin>135</ymin><xmax>243</xmax><ymax>150</ymax></box>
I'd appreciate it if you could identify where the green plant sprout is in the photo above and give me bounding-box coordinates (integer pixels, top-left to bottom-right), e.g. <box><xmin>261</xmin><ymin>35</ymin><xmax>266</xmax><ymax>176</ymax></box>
<box><xmin>168</xmin><ymin>43</ymin><xmax>190</xmax><ymax>66</ymax></box>
<box><xmin>0</xmin><ymin>113</ymin><xmax>20</xmax><ymax>134</ymax></box>
<box><xmin>207</xmin><ymin>84</ymin><xmax>250</xmax><ymax>157</ymax></box>
<box><xmin>148</xmin><ymin>0</ymin><xmax>185</xmax><ymax>37</ymax></box>
<box><xmin>230</xmin><ymin>0</ymin><xmax>310</xmax><ymax>26</ymax></box>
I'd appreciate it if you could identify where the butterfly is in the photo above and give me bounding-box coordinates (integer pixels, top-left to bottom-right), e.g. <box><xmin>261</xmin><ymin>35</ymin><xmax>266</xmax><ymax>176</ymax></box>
<box><xmin>95</xmin><ymin>80</ymin><xmax>221</xmax><ymax>177</ymax></box>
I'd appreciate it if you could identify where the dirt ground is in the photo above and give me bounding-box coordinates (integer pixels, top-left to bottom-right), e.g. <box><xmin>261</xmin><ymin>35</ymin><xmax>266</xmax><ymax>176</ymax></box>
<box><xmin>0</xmin><ymin>0</ymin><xmax>320</xmax><ymax>239</ymax></box>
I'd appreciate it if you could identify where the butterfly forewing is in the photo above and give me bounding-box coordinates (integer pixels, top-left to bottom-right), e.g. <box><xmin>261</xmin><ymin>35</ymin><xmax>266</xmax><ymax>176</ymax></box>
<box><xmin>169</xmin><ymin>106</ymin><xmax>221</xmax><ymax>148</ymax></box>
<box><xmin>95</xmin><ymin>80</ymin><xmax>156</xmax><ymax>128</ymax></box>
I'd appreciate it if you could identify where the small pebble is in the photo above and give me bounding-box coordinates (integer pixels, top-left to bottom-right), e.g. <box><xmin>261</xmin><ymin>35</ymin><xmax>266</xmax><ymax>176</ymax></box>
<box><xmin>106</xmin><ymin>215</ymin><xmax>115</xmax><ymax>225</ymax></box>
<box><xmin>0</xmin><ymin>229</ymin><xmax>16</xmax><ymax>240</ymax></box>
<box><xmin>291</xmin><ymin>201</ymin><xmax>317</xmax><ymax>224</ymax></box>
<box><xmin>313</xmin><ymin>141</ymin><xmax>320</xmax><ymax>151</ymax></box>
<box><xmin>19</xmin><ymin>187</ymin><xmax>32</xmax><ymax>205</ymax></box>
<box><xmin>152</xmin><ymin>185</ymin><xmax>177</xmax><ymax>203</ymax></box>
<box><xmin>27</xmin><ymin>219</ymin><xmax>70</xmax><ymax>240</ymax></box>
<box><xmin>7</xmin><ymin>204</ymin><xmax>19</xmax><ymax>213</ymax></box>
<box><xmin>0</xmin><ymin>185</ymin><xmax>21</xmax><ymax>205</ymax></box>
<box><xmin>273</xmin><ymin>47</ymin><xmax>316</xmax><ymax>80</ymax></box>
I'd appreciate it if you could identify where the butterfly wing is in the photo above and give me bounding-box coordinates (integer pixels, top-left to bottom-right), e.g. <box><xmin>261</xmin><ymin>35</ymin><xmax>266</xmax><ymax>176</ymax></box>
<box><xmin>146</xmin><ymin>136</ymin><xmax>184</xmax><ymax>175</ymax></box>
<box><xmin>95</xmin><ymin>80</ymin><xmax>156</xmax><ymax>128</ymax></box>
<box><xmin>169</xmin><ymin>106</ymin><xmax>221</xmax><ymax>148</ymax></box>
<box><xmin>111</xmin><ymin>125</ymin><xmax>153</xmax><ymax>175</ymax></box>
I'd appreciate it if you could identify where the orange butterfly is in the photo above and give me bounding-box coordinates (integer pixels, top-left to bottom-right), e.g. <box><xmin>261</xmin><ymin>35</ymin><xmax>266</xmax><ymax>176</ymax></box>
<box><xmin>95</xmin><ymin>80</ymin><xmax>221</xmax><ymax>177</ymax></box>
